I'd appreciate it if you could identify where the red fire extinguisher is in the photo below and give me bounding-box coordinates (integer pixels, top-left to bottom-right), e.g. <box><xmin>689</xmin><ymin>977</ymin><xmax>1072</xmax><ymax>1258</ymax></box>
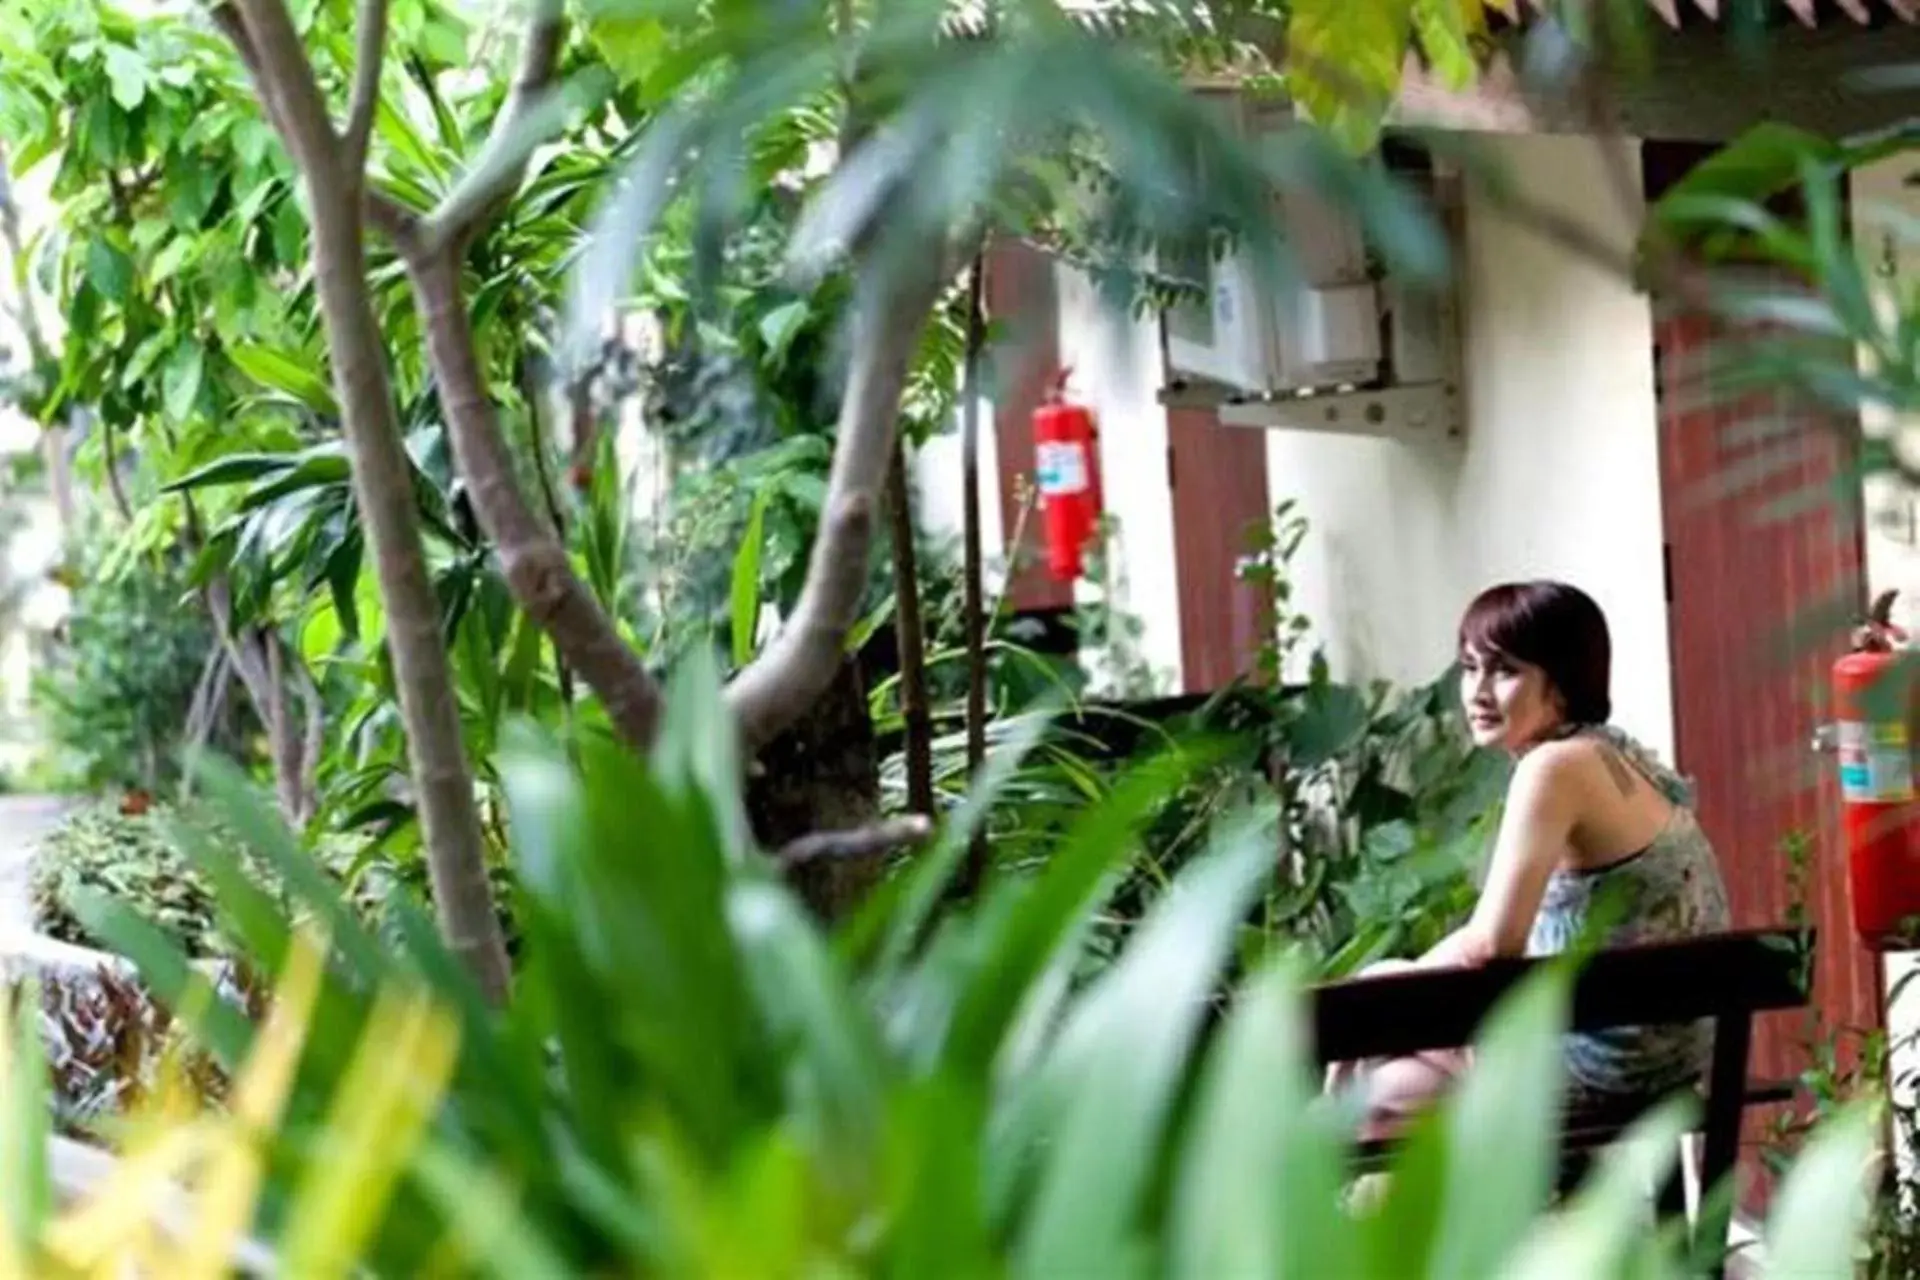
<box><xmin>1834</xmin><ymin>589</ymin><xmax>1920</xmax><ymax>949</ymax></box>
<box><xmin>1031</xmin><ymin>369</ymin><xmax>1104</xmax><ymax>583</ymax></box>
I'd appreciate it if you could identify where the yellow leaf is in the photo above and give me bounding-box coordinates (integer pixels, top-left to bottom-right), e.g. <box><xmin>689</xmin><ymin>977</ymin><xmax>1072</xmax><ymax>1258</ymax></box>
<box><xmin>171</xmin><ymin>924</ymin><xmax>331</xmax><ymax>1278</ymax></box>
<box><xmin>1412</xmin><ymin>0</ymin><xmax>1484</xmax><ymax>91</ymax></box>
<box><xmin>40</xmin><ymin>1122</ymin><xmax>214</xmax><ymax>1270</ymax></box>
<box><xmin>0</xmin><ymin>984</ymin><xmax>31</xmax><ymax>1280</ymax></box>
<box><xmin>274</xmin><ymin>980</ymin><xmax>461</xmax><ymax>1277</ymax></box>
<box><xmin>1286</xmin><ymin>0</ymin><xmax>1416</xmax><ymax>153</ymax></box>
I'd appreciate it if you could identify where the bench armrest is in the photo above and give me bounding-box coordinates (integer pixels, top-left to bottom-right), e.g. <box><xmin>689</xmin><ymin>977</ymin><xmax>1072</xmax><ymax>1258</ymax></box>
<box><xmin>1309</xmin><ymin>928</ymin><xmax>1812</xmax><ymax>1064</ymax></box>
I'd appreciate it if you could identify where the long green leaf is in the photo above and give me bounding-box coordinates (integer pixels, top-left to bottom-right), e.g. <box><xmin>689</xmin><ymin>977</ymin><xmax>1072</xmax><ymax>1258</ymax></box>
<box><xmin>1497</xmin><ymin>1095</ymin><xmax>1697</xmax><ymax>1279</ymax></box>
<box><xmin>190</xmin><ymin>754</ymin><xmax>394</xmax><ymax>988</ymax></box>
<box><xmin>943</xmin><ymin>740</ymin><xmax>1221</xmax><ymax>1077</ymax></box>
<box><xmin>227</xmin><ymin>342</ymin><xmax>338</xmax><ymax>415</ymax></box>
<box><xmin>411</xmin><ymin>1143</ymin><xmax>578</xmax><ymax>1280</ymax></box>
<box><xmin>1010</xmin><ymin>806</ymin><xmax>1278</xmax><ymax>1276</ymax></box>
<box><xmin>1168</xmin><ymin>953</ymin><xmax>1355</xmax><ymax>1279</ymax></box>
<box><xmin>728</xmin><ymin>879</ymin><xmax>887</xmax><ymax>1166</ymax></box>
<box><xmin>67</xmin><ymin>889</ymin><xmax>255</xmax><ymax>1073</ymax></box>
<box><xmin>730</xmin><ymin>487</ymin><xmax>770</xmax><ymax>669</ymax></box>
<box><xmin>1</xmin><ymin>979</ymin><xmax>50</xmax><ymax>1256</ymax></box>
<box><xmin>1425</xmin><ymin>963</ymin><xmax>1573</xmax><ymax>1280</ymax></box>
<box><xmin>1762</xmin><ymin>1099</ymin><xmax>1880</xmax><ymax>1279</ymax></box>
<box><xmin>866</xmin><ymin>705</ymin><xmax>1058</xmax><ymax>979</ymax></box>
<box><xmin>160</xmin><ymin>452</ymin><xmax>296</xmax><ymax>494</ymax></box>
<box><xmin>495</xmin><ymin>726</ymin><xmax>632</xmax><ymax>1176</ymax></box>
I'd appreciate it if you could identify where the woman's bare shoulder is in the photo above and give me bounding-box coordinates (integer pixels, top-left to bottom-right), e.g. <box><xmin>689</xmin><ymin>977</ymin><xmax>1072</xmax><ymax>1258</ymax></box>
<box><xmin>1513</xmin><ymin>735</ymin><xmax>1638</xmax><ymax>800</ymax></box>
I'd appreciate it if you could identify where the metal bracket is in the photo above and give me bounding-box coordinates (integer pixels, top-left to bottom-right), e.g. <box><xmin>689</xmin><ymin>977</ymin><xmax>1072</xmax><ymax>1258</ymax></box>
<box><xmin>1207</xmin><ymin>382</ymin><xmax>1463</xmax><ymax>442</ymax></box>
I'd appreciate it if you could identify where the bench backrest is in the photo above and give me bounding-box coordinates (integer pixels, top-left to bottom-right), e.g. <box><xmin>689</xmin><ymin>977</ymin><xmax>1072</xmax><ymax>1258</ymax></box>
<box><xmin>1309</xmin><ymin>928</ymin><xmax>1813</xmax><ymax>1065</ymax></box>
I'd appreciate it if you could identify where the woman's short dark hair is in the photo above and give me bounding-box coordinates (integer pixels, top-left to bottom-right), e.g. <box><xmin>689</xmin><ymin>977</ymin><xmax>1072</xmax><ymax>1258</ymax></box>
<box><xmin>1458</xmin><ymin>580</ymin><xmax>1612</xmax><ymax>725</ymax></box>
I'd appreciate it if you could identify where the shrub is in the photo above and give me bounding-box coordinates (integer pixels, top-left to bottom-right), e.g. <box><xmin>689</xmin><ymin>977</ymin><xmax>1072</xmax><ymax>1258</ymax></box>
<box><xmin>31</xmin><ymin>801</ymin><xmax>518</xmax><ymax>960</ymax></box>
<box><xmin>32</xmin><ymin>553</ymin><xmax>217</xmax><ymax>795</ymax></box>
<box><xmin>29</xmin><ymin>665</ymin><xmax>1878</xmax><ymax>1276</ymax></box>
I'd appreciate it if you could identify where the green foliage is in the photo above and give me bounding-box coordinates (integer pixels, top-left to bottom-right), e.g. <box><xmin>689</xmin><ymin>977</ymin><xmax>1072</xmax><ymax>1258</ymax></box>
<box><xmin>1074</xmin><ymin>514</ymin><xmax>1171</xmax><ymax>700</ymax></box>
<box><xmin>33</xmin><ymin>803</ymin><xmax>237</xmax><ymax>956</ymax></box>
<box><xmin>31</xmin><ymin>549</ymin><xmax>215</xmax><ymax>794</ymax></box>
<box><xmin>1757</xmin><ymin>828</ymin><xmax>1920</xmax><ymax>1278</ymax></box>
<box><xmin>40</xmin><ymin>666</ymin><xmax>1874</xmax><ymax>1275</ymax></box>
<box><xmin>1</xmin><ymin>0</ymin><xmax>648</xmax><ymax>860</ymax></box>
<box><xmin>32</xmin><ymin>799</ymin><xmax>519</xmax><ymax>963</ymax></box>
<box><xmin>1068</xmin><ymin>503</ymin><xmax>1502</xmax><ymax>979</ymax></box>
<box><xmin>567</xmin><ymin>0</ymin><xmax>1456</xmax><ymax>383</ymax></box>
<box><xmin>1643</xmin><ymin>121</ymin><xmax>1920</xmax><ymax>520</ymax></box>
<box><xmin>0</xmin><ymin>0</ymin><xmax>312</xmax><ymax>453</ymax></box>
<box><xmin>626</xmin><ymin>188</ymin><xmax>974</xmax><ymax>673</ymax></box>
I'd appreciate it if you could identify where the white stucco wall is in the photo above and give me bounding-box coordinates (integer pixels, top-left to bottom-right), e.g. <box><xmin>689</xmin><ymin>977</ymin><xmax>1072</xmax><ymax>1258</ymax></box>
<box><xmin>1261</xmin><ymin>134</ymin><xmax>1673</xmax><ymax>757</ymax></box>
<box><xmin>1450</xmin><ymin>134</ymin><xmax>1674</xmax><ymax>761</ymax></box>
<box><xmin>912</xmin><ymin>392</ymin><xmax>1003</xmax><ymax>565</ymax></box>
<box><xmin>1054</xmin><ymin>267</ymin><xmax>1182</xmax><ymax>693</ymax></box>
<box><xmin>1261</xmin><ymin>430</ymin><xmax>1459</xmax><ymax>688</ymax></box>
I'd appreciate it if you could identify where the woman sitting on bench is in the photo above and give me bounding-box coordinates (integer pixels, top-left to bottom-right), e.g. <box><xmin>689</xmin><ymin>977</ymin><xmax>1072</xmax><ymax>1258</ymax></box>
<box><xmin>1328</xmin><ymin>579</ymin><xmax>1731</xmax><ymax>1139</ymax></box>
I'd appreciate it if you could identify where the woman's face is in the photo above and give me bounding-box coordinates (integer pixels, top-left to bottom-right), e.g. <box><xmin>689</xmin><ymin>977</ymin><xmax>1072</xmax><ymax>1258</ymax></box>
<box><xmin>1459</xmin><ymin>643</ymin><xmax>1563</xmax><ymax>753</ymax></box>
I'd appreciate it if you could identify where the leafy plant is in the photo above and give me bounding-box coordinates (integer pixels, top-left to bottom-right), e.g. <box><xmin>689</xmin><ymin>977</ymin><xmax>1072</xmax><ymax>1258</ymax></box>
<box><xmin>19</xmin><ymin>660</ymin><xmax>1876</xmax><ymax>1276</ymax></box>
<box><xmin>31</xmin><ymin>548</ymin><xmax>219</xmax><ymax>795</ymax></box>
<box><xmin>1757</xmin><ymin>826</ymin><xmax>1920</xmax><ymax>1277</ymax></box>
<box><xmin>1076</xmin><ymin>502</ymin><xmax>1503</xmax><ymax>980</ymax></box>
<box><xmin>31</xmin><ymin>801</ymin><xmax>518</xmax><ymax>963</ymax></box>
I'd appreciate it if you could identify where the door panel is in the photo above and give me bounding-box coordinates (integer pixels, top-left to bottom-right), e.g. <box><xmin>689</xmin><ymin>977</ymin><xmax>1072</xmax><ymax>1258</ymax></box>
<box><xmin>1167</xmin><ymin>407</ymin><xmax>1274</xmax><ymax>692</ymax></box>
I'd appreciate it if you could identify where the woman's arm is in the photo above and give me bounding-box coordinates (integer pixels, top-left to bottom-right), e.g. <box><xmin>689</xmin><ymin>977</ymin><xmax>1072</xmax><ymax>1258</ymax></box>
<box><xmin>1415</xmin><ymin>744</ymin><xmax>1583</xmax><ymax>969</ymax></box>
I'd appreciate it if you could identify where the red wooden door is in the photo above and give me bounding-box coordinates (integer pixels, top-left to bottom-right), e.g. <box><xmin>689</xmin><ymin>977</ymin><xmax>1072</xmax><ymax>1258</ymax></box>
<box><xmin>1655</xmin><ymin>295</ymin><xmax>1879</xmax><ymax>1200</ymax></box>
<box><xmin>1645</xmin><ymin>148</ymin><xmax>1882</xmax><ymax>1206</ymax></box>
<box><xmin>1167</xmin><ymin>407</ymin><xmax>1275</xmax><ymax>692</ymax></box>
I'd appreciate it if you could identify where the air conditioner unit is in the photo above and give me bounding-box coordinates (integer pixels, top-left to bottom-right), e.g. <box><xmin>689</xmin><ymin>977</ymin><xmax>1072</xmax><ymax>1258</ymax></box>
<box><xmin>1158</xmin><ymin>91</ymin><xmax>1464</xmax><ymax>442</ymax></box>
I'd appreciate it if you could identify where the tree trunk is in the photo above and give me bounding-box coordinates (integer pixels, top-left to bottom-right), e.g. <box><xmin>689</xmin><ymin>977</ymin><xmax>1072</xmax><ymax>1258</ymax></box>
<box><xmin>219</xmin><ymin>0</ymin><xmax>511</xmax><ymax>1002</ymax></box>
<box><xmin>956</xmin><ymin>253</ymin><xmax>990</xmax><ymax>899</ymax></box>
<box><xmin>184</xmin><ymin>491</ymin><xmax>320</xmax><ymax>827</ymax></box>
<box><xmin>886</xmin><ymin>440</ymin><xmax>935</xmax><ymax>816</ymax></box>
<box><xmin>308</xmin><ymin>208</ymin><xmax>511</xmax><ymax>1001</ymax></box>
<box><xmin>745</xmin><ymin>655</ymin><xmax>884</xmax><ymax>920</ymax></box>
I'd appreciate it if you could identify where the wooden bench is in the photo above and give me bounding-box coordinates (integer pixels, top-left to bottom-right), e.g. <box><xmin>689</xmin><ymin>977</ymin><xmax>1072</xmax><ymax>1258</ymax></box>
<box><xmin>1310</xmin><ymin>928</ymin><xmax>1812</xmax><ymax>1276</ymax></box>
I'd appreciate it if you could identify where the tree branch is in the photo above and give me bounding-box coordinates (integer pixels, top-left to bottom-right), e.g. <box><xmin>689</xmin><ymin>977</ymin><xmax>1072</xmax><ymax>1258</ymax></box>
<box><xmin>407</xmin><ymin>246</ymin><xmax>664</xmax><ymax>749</ymax></box>
<box><xmin>222</xmin><ymin>0</ymin><xmax>515</xmax><ymax>1002</ymax></box>
<box><xmin>208</xmin><ymin>5</ymin><xmax>291</xmax><ymax>156</ymax></box>
<box><xmin>364</xmin><ymin>185</ymin><xmax>424</xmax><ymax>247</ymax></box>
<box><xmin>182</xmin><ymin>644</ymin><xmax>231</xmax><ymax>764</ymax></box>
<box><xmin>424</xmin><ymin>0</ymin><xmax>564</xmax><ymax>248</ymax></box>
<box><xmin>776</xmin><ymin>815</ymin><xmax>932</xmax><ymax>868</ymax></box>
<box><xmin>342</xmin><ymin>0</ymin><xmax>391</xmax><ymax>172</ymax></box>
<box><xmin>294</xmin><ymin>652</ymin><xmax>325</xmax><ymax>824</ymax></box>
<box><xmin>216</xmin><ymin>1</ymin><xmax>346</xmax><ymax>181</ymax></box>
<box><xmin>99</xmin><ymin>416</ymin><xmax>134</xmax><ymax>523</ymax></box>
<box><xmin>725</xmin><ymin>258</ymin><xmax>950</xmax><ymax>751</ymax></box>
<box><xmin>518</xmin><ymin>354</ymin><xmax>579</xmax><ymax>711</ymax></box>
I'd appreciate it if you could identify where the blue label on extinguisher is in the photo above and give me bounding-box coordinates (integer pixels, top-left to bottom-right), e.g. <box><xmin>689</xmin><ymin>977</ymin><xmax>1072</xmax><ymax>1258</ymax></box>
<box><xmin>1837</xmin><ymin>719</ymin><xmax>1915</xmax><ymax>802</ymax></box>
<box><xmin>1035</xmin><ymin>441</ymin><xmax>1089</xmax><ymax>497</ymax></box>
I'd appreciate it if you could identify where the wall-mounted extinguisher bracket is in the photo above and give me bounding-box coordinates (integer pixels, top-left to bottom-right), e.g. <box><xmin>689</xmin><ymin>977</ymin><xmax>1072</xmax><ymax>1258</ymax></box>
<box><xmin>1834</xmin><ymin>589</ymin><xmax>1920</xmax><ymax>951</ymax></box>
<box><xmin>1031</xmin><ymin>367</ymin><xmax>1105</xmax><ymax>583</ymax></box>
